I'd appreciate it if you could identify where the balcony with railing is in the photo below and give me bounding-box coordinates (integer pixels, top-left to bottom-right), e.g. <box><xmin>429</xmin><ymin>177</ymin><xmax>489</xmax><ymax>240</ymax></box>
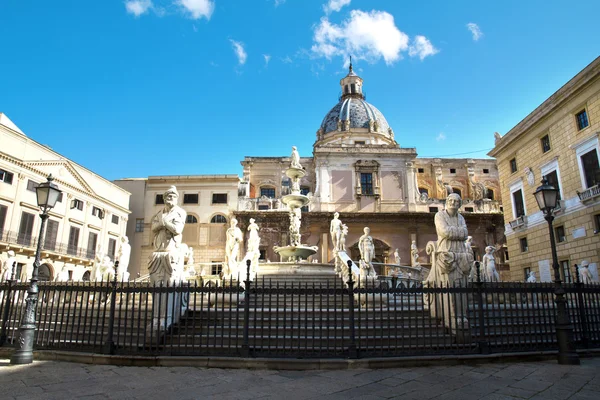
<box><xmin>509</xmin><ymin>215</ymin><xmax>527</xmax><ymax>230</ymax></box>
<box><xmin>577</xmin><ymin>185</ymin><xmax>600</xmax><ymax>203</ymax></box>
<box><xmin>0</xmin><ymin>230</ymin><xmax>95</xmax><ymax>261</ymax></box>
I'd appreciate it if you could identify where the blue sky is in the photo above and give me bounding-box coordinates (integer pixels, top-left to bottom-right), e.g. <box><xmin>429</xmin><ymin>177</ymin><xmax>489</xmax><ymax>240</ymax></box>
<box><xmin>1</xmin><ymin>0</ymin><xmax>599</xmax><ymax>181</ymax></box>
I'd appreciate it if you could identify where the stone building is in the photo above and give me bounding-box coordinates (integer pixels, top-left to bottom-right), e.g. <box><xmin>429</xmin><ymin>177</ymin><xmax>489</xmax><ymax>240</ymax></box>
<box><xmin>114</xmin><ymin>175</ymin><xmax>240</xmax><ymax>278</ymax></box>
<box><xmin>0</xmin><ymin>113</ymin><xmax>131</xmax><ymax>281</ymax></box>
<box><xmin>489</xmin><ymin>56</ymin><xmax>600</xmax><ymax>282</ymax></box>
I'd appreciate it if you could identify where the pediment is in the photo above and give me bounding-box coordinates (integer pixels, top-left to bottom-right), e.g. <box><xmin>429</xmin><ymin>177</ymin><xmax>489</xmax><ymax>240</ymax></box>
<box><xmin>25</xmin><ymin>160</ymin><xmax>95</xmax><ymax>196</ymax></box>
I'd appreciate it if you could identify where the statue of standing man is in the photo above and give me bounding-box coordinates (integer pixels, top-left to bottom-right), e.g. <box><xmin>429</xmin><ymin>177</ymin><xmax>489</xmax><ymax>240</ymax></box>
<box><xmin>358</xmin><ymin>227</ymin><xmax>377</xmax><ymax>280</ymax></box>
<box><xmin>224</xmin><ymin>218</ymin><xmax>243</xmax><ymax>278</ymax></box>
<box><xmin>330</xmin><ymin>212</ymin><xmax>343</xmax><ymax>252</ymax></box>
<box><xmin>148</xmin><ymin>186</ymin><xmax>187</xmax><ymax>285</ymax></box>
<box><xmin>291</xmin><ymin>146</ymin><xmax>302</xmax><ymax>169</ymax></box>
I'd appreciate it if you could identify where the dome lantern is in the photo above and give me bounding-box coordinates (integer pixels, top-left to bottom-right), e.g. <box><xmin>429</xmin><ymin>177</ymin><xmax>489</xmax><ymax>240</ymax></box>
<box><xmin>340</xmin><ymin>58</ymin><xmax>364</xmax><ymax>100</ymax></box>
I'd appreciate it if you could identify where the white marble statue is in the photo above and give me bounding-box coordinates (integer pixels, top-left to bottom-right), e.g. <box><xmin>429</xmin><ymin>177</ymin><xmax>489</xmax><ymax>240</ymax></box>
<box><xmin>527</xmin><ymin>271</ymin><xmax>537</xmax><ymax>283</ymax></box>
<box><xmin>55</xmin><ymin>264</ymin><xmax>70</xmax><ymax>282</ymax></box>
<box><xmin>483</xmin><ymin>246</ymin><xmax>500</xmax><ymax>282</ymax></box>
<box><xmin>99</xmin><ymin>256</ymin><xmax>116</xmax><ymax>281</ymax></box>
<box><xmin>91</xmin><ymin>245</ymin><xmax>105</xmax><ymax>282</ymax></box>
<box><xmin>116</xmin><ymin>236</ymin><xmax>131</xmax><ymax>281</ymax></box>
<box><xmin>247</xmin><ymin>218</ymin><xmax>260</xmax><ymax>253</ymax></box>
<box><xmin>465</xmin><ymin>236</ymin><xmax>473</xmax><ymax>254</ymax></box>
<box><xmin>2</xmin><ymin>250</ymin><xmax>16</xmax><ymax>281</ymax></box>
<box><xmin>179</xmin><ymin>244</ymin><xmax>196</xmax><ymax>279</ymax></box>
<box><xmin>358</xmin><ymin>227</ymin><xmax>377</xmax><ymax>279</ymax></box>
<box><xmin>410</xmin><ymin>240</ymin><xmax>420</xmax><ymax>267</ymax></box>
<box><xmin>330</xmin><ymin>212</ymin><xmax>343</xmax><ymax>252</ymax></box>
<box><xmin>148</xmin><ymin>186</ymin><xmax>187</xmax><ymax>285</ymax></box>
<box><xmin>425</xmin><ymin>193</ymin><xmax>474</xmax><ymax>333</ymax></box>
<box><xmin>579</xmin><ymin>260</ymin><xmax>593</xmax><ymax>284</ymax></box>
<box><xmin>290</xmin><ymin>146</ymin><xmax>302</xmax><ymax>169</ymax></box>
<box><xmin>524</xmin><ymin>167</ymin><xmax>535</xmax><ymax>187</ymax></box>
<box><xmin>339</xmin><ymin>224</ymin><xmax>348</xmax><ymax>252</ymax></box>
<box><xmin>224</xmin><ymin>217</ymin><xmax>243</xmax><ymax>278</ymax></box>
<box><xmin>288</xmin><ymin>208</ymin><xmax>302</xmax><ymax>247</ymax></box>
<box><xmin>393</xmin><ymin>248</ymin><xmax>400</xmax><ymax>265</ymax></box>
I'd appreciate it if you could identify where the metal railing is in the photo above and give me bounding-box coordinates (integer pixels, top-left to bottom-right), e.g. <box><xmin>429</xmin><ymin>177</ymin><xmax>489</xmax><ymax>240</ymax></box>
<box><xmin>0</xmin><ymin>230</ymin><xmax>95</xmax><ymax>260</ymax></box>
<box><xmin>0</xmin><ymin>270</ymin><xmax>599</xmax><ymax>358</ymax></box>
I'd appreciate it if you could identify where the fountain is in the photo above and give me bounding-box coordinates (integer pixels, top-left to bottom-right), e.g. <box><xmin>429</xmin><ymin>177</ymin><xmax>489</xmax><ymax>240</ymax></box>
<box><xmin>273</xmin><ymin>146</ymin><xmax>318</xmax><ymax>262</ymax></box>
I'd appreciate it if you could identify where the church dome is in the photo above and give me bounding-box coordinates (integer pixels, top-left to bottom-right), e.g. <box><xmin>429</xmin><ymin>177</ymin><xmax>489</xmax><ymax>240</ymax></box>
<box><xmin>320</xmin><ymin>98</ymin><xmax>391</xmax><ymax>134</ymax></box>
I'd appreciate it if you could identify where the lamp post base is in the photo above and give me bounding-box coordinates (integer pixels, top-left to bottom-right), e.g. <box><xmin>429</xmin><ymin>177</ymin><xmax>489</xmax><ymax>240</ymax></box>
<box><xmin>10</xmin><ymin>324</ymin><xmax>35</xmax><ymax>364</ymax></box>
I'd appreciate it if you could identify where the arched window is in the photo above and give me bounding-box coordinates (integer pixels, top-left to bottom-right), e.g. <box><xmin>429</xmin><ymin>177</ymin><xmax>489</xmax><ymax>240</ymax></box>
<box><xmin>211</xmin><ymin>215</ymin><xmax>227</xmax><ymax>224</ymax></box>
<box><xmin>453</xmin><ymin>188</ymin><xmax>462</xmax><ymax>198</ymax></box>
<box><xmin>260</xmin><ymin>187</ymin><xmax>276</xmax><ymax>198</ymax></box>
<box><xmin>186</xmin><ymin>215</ymin><xmax>198</xmax><ymax>224</ymax></box>
<box><xmin>486</xmin><ymin>188</ymin><xmax>495</xmax><ymax>200</ymax></box>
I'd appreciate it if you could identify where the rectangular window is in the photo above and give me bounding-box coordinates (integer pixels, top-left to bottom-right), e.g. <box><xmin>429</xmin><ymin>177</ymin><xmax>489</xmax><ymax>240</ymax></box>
<box><xmin>429</xmin><ymin>207</ymin><xmax>439</xmax><ymax>213</ymax></box>
<box><xmin>510</xmin><ymin>158</ymin><xmax>518</xmax><ymax>173</ymax></box>
<box><xmin>351</xmin><ymin>83</ymin><xmax>356</xmax><ymax>93</ymax></box>
<box><xmin>561</xmin><ymin>260</ymin><xmax>571</xmax><ymax>283</ymax></box>
<box><xmin>524</xmin><ymin>267</ymin><xmax>531</xmax><ymax>281</ymax></box>
<box><xmin>26</xmin><ymin>179</ymin><xmax>38</xmax><ymax>192</ymax></box>
<box><xmin>355</xmin><ymin>141</ymin><xmax>365</xmax><ymax>145</ymax></box>
<box><xmin>520</xmin><ymin>237</ymin><xmax>528</xmax><ymax>252</ymax></box>
<box><xmin>183</xmin><ymin>193</ymin><xmax>199</xmax><ymax>204</ymax></box>
<box><xmin>260</xmin><ymin>187</ymin><xmax>276</xmax><ymax>198</ymax></box>
<box><xmin>17</xmin><ymin>211</ymin><xmax>35</xmax><ymax>246</ymax></box>
<box><xmin>212</xmin><ymin>193</ymin><xmax>228</xmax><ymax>204</ymax></box>
<box><xmin>464</xmin><ymin>207</ymin><xmax>474</xmax><ymax>212</ymax></box>
<box><xmin>108</xmin><ymin>238</ymin><xmax>117</xmax><ymax>260</ymax></box>
<box><xmin>259</xmin><ymin>249</ymin><xmax>266</xmax><ymax>260</ymax></box>
<box><xmin>580</xmin><ymin>149</ymin><xmax>600</xmax><ymax>188</ymax></box>
<box><xmin>576</xmin><ymin>109</ymin><xmax>589</xmax><ymax>130</ymax></box>
<box><xmin>512</xmin><ymin>189</ymin><xmax>525</xmax><ymax>218</ymax></box>
<box><xmin>0</xmin><ymin>205</ymin><xmax>7</xmax><ymax>236</ymax></box>
<box><xmin>541</xmin><ymin>135</ymin><xmax>551</xmax><ymax>153</ymax></box>
<box><xmin>91</xmin><ymin>206</ymin><xmax>104</xmax><ymax>219</ymax></box>
<box><xmin>418</xmin><ymin>168</ymin><xmax>424</xmax><ymax>173</ymax></box>
<box><xmin>71</xmin><ymin>199</ymin><xmax>84</xmax><ymax>211</ymax></box>
<box><xmin>450</xmin><ymin>168</ymin><xmax>456</xmax><ymax>174</ymax></box>
<box><xmin>483</xmin><ymin>168</ymin><xmax>489</xmax><ymax>174</ymax></box>
<box><xmin>135</xmin><ymin>218</ymin><xmax>144</xmax><ymax>232</ymax></box>
<box><xmin>211</xmin><ymin>262</ymin><xmax>223</xmax><ymax>275</ymax></box>
<box><xmin>360</xmin><ymin>173</ymin><xmax>373</xmax><ymax>195</ymax></box>
<box><xmin>57</xmin><ymin>192</ymin><xmax>63</xmax><ymax>203</ymax></box>
<box><xmin>67</xmin><ymin>226</ymin><xmax>80</xmax><ymax>255</ymax></box>
<box><xmin>86</xmin><ymin>232</ymin><xmax>98</xmax><ymax>259</ymax></box>
<box><xmin>595</xmin><ymin>214</ymin><xmax>600</xmax><ymax>234</ymax></box>
<box><xmin>111</xmin><ymin>214</ymin><xmax>119</xmax><ymax>224</ymax></box>
<box><xmin>44</xmin><ymin>219</ymin><xmax>59</xmax><ymax>252</ymax></box>
<box><xmin>555</xmin><ymin>225</ymin><xmax>566</xmax><ymax>243</ymax></box>
<box><xmin>544</xmin><ymin>170</ymin><xmax>562</xmax><ymax>200</ymax></box>
<box><xmin>0</xmin><ymin>169</ymin><xmax>14</xmax><ymax>184</ymax></box>
<box><xmin>155</xmin><ymin>194</ymin><xmax>165</xmax><ymax>205</ymax></box>
<box><xmin>258</xmin><ymin>205</ymin><xmax>269</xmax><ymax>210</ymax></box>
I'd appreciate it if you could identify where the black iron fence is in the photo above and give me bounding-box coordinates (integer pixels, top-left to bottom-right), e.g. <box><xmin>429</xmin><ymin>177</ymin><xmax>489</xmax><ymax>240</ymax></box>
<box><xmin>0</xmin><ymin>274</ymin><xmax>599</xmax><ymax>358</ymax></box>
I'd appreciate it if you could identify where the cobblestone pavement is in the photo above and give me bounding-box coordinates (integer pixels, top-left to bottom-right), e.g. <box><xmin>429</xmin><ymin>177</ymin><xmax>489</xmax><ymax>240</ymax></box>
<box><xmin>0</xmin><ymin>357</ymin><xmax>599</xmax><ymax>400</ymax></box>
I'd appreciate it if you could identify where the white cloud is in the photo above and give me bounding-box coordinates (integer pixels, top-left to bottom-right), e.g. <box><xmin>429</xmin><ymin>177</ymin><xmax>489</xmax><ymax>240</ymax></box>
<box><xmin>408</xmin><ymin>35</ymin><xmax>438</xmax><ymax>60</ymax></box>
<box><xmin>436</xmin><ymin>132</ymin><xmax>446</xmax><ymax>141</ymax></box>
<box><xmin>323</xmin><ymin>0</ymin><xmax>351</xmax><ymax>14</ymax></box>
<box><xmin>263</xmin><ymin>54</ymin><xmax>271</xmax><ymax>66</ymax></box>
<box><xmin>125</xmin><ymin>0</ymin><xmax>152</xmax><ymax>17</ymax></box>
<box><xmin>176</xmin><ymin>0</ymin><xmax>214</xmax><ymax>20</ymax></box>
<box><xmin>281</xmin><ymin>55</ymin><xmax>293</xmax><ymax>64</ymax></box>
<box><xmin>230</xmin><ymin>40</ymin><xmax>247</xmax><ymax>65</ymax></box>
<box><xmin>274</xmin><ymin>0</ymin><xmax>286</xmax><ymax>6</ymax></box>
<box><xmin>466</xmin><ymin>22</ymin><xmax>483</xmax><ymax>41</ymax></box>
<box><xmin>311</xmin><ymin>10</ymin><xmax>413</xmax><ymax>65</ymax></box>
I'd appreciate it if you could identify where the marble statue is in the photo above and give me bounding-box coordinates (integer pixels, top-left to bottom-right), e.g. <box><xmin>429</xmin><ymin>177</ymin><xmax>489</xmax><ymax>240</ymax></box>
<box><xmin>494</xmin><ymin>131</ymin><xmax>502</xmax><ymax>144</ymax></box>
<box><xmin>579</xmin><ymin>260</ymin><xmax>593</xmax><ymax>284</ymax></box>
<box><xmin>368</xmin><ymin>119</ymin><xmax>374</xmax><ymax>133</ymax></box>
<box><xmin>524</xmin><ymin>167</ymin><xmax>535</xmax><ymax>187</ymax></box>
<box><xmin>179</xmin><ymin>244</ymin><xmax>196</xmax><ymax>279</ymax></box>
<box><xmin>55</xmin><ymin>264</ymin><xmax>70</xmax><ymax>282</ymax></box>
<box><xmin>247</xmin><ymin>218</ymin><xmax>260</xmax><ymax>254</ymax></box>
<box><xmin>148</xmin><ymin>186</ymin><xmax>187</xmax><ymax>284</ymax></box>
<box><xmin>337</xmin><ymin>119</ymin><xmax>343</xmax><ymax>131</ymax></box>
<box><xmin>483</xmin><ymin>246</ymin><xmax>500</xmax><ymax>282</ymax></box>
<box><xmin>393</xmin><ymin>248</ymin><xmax>400</xmax><ymax>265</ymax></box>
<box><xmin>527</xmin><ymin>271</ymin><xmax>537</xmax><ymax>283</ymax></box>
<box><xmin>465</xmin><ymin>236</ymin><xmax>473</xmax><ymax>254</ymax></box>
<box><xmin>2</xmin><ymin>250</ymin><xmax>16</xmax><ymax>281</ymax></box>
<box><xmin>358</xmin><ymin>227</ymin><xmax>377</xmax><ymax>279</ymax></box>
<box><xmin>116</xmin><ymin>236</ymin><xmax>131</xmax><ymax>281</ymax></box>
<box><xmin>410</xmin><ymin>240</ymin><xmax>420</xmax><ymax>267</ymax></box>
<box><xmin>224</xmin><ymin>217</ymin><xmax>243</xmax><ymax>278</ymax></box>
<box><xmin>343</xmin><ymin>119</ymin><xmax>349</xmax><ymax>131</ymax></box>
<box><xmin>339</xmin><ymin>224</ymin><xmax>348</xmax><ymax>252</ymax></box>
<box><xmin>91</xmin><ymin>245</ymin><xmax>105</xmax><ymax>282</ymax></box>
<box><xmin>425</xmin><ymin>193</ymin><xmax>474</xmax><ymax>335</ymax></box>
<box><xmin>289</xmin><ymin>208</ymin><xmax>302</xmax><ymax>246</ymax></box>
<box><xmin>290</xmin><ymin>146</ymin><xmax>302</xmax><ymax>169</ymax></box>
<box><xmin>330</xmin><ymin>212</ymin><xmax>343</xmax><ymax>252</ymax></box>
<box><xmin>98</xmin><ymin>256</ymin><xmax>116</xmax><ymax>281</ymax></box>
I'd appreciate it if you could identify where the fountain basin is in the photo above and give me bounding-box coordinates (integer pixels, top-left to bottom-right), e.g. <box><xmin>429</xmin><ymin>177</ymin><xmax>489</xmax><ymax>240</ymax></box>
<box><xmin>282</xmin><ymin>193</ymin><xmax>309</xmax><ymax>208</ymax></box>
<box><xmin>285</xmin><ymin>167</ymin><xmax>306</xmax><ymax>180</ymax></box>
<box><xmin>273</xmin><ymin>245</ymin><xmax>318</xmax><ymax>261</ymax></box>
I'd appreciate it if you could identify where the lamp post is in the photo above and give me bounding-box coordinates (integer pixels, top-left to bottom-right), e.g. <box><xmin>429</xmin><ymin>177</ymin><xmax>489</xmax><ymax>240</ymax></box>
<box><xmin>533</xmin><ymin>178</ymin><xmax>580</xmax><ymax>365</ymax></box>
<box><xmin>11</xmin><ymin>174</ymin><xmax>62</xmax><ymax>365</ymax></box>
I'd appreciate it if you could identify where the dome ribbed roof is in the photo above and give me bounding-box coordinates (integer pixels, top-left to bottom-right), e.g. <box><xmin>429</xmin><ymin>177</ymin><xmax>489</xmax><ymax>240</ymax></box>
<box><xmin>320</xmin><ymin>97</ymin><xmax>391</xmax><ymax>134</ymax></box>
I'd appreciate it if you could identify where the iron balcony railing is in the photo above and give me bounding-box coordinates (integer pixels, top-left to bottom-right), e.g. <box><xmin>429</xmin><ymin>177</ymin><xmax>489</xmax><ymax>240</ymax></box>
<box><xmin>0</xmin><ymin>230</ymin><xmax>96</xmax><ymax>260</ymax></box>
<box><xmin>577</xmin><ymin>184</ymin><xmax>600</xmax><ymax>202</ymax></box>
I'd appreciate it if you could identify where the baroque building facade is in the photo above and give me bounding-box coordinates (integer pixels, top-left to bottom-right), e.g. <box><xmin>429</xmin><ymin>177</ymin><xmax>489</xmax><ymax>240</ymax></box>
<box><xmin>489</xmin><ymin>56</ymin><xmax>600</xmax><ymax>283</ymax></box>
<box><xmin>0</xmin><ymin>113</ymin><xmax>131</xmax><ymax>281</ymax></box>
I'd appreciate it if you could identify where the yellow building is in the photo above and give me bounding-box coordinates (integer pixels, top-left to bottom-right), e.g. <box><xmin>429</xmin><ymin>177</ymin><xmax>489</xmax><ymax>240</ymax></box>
<box><xmin>489</xmin><ymin>57</ymin><xmax>600</xmax><ymax>282</ymax></box>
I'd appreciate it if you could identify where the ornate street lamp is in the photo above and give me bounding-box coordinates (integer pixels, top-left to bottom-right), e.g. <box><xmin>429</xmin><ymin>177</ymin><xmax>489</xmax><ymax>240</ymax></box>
<box><xmin>533</xmin><ymin>178</ymin><xmax>580</xmax><ymax>365</ymax></box>
<box><xmin>11</xmin><ymin>174</ymin><xmax>62</xmax><ymax>364</ymax></box>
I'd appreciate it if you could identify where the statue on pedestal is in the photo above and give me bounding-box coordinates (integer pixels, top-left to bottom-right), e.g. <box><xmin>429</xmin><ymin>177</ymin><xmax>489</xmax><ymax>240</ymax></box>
<box><xmin>358</xmin><ymin>227</ymin><xmax>377</xmax><ymax>280</ymax></box>
<box><xmin>99</xmin><ymin>256</ymin><xmax>116</xmax><ymax>282</ymax></box>
<box><xmin>116</xmin><ymin>236</ymin><xmax>131</xmax><ymax>281</ymax></box>
<box><xmin>483</xmin><ymin>246</ymin><xmax>500</xmax><ymax>282</ymax></box>
<box><xmin>393</xmin><ymin>248</ymin><xmax>400</xmax><ymax>265</ymax></box>
<box><xmin>246</xmin><ymin>218</ymin><xmax>261</xmax><ymax>277</ymax></box>
<box><xmin>339</xmin><ymin>224</ymin><xmax>348</xmax><ymax>252</ymax></box>
<box><xmin>579</xmin><ymin>260</ymin><xmax>593</xmax><ymax>284</ymax></box>
<box><xmin>330</xmin><ymin>212</ymin><xmax>343</xmax><ymax>252</ymax></box>
<box><xmin>91</xmin><ymin>245</ymin><xmax>105</xmax><ymax>282</ymax></box>
<box><xmin>527</xmin><ymin>271</ymin><xmax>537</xmax><ymax>283</ymax></box>
<box><xmin>224</xmin><ymin>218</ymin><xmax>243</xmax><ymax>278</ymax></box>
<box><xmin>410</xmin><ymin>240</ymin><xmax>420</xmax><ymax>267</ymax></box>
<box><xmin>148</xmin><ymin>186</ymin><xmax>187</xmax><ymax>285</ymax></box>
<box><xmin>1</xmin><ymin>250</ymin><xmax>16</xmax><ymax>281</ymax></box>
<box><xmin>290</xmin><ymin>146</ymin><xmax>302</xmax><ymax>169</ymax></box>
